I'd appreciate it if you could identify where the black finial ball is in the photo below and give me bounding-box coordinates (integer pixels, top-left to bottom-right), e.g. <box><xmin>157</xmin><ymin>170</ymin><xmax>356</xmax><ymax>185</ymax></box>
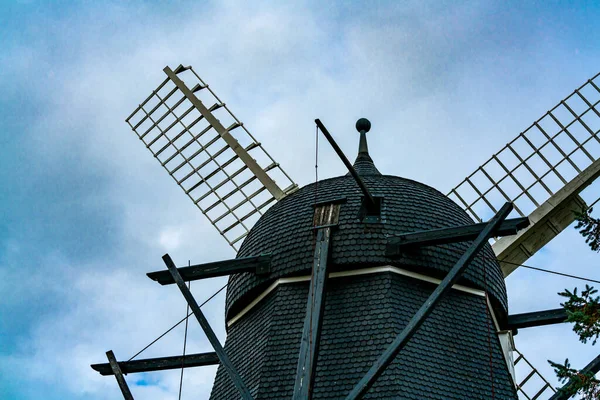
<box><xmin>356</xmin><ymin>118</ymin><xmax>371</xmax><ymax>133</ymax></box>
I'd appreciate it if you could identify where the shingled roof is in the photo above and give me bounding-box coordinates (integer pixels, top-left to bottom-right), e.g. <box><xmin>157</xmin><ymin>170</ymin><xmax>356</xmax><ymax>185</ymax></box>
<box><xmin>228</xmin><ymin>161</ymin><xmax>508</xmax><ymax>324</ymax></box>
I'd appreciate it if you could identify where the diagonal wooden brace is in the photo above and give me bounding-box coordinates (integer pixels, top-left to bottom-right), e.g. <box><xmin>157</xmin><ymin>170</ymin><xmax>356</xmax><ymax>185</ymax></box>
<box><xmin>293</xmin><ymin>227</ymin><xmax>333</xmax><ymax>399</ymax></box>
<box><xmin>106</xmin><ymin>350</ymin><xmax>134</xmax><ymax>400</ymax></box>
<box><xmin>163</xmin><ymin>254</ymin><xmax>254</xmax><ymax>400</ymax></box>
<box><xmin>345</xmin><ymin>202</ymin><xmax>514</xmax><ymax>400</ymax></box>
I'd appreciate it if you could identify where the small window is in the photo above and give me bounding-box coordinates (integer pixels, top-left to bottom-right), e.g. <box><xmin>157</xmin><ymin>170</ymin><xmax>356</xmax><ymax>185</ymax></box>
<box><xmin>358</xmin><ymin>196</ymin><xmax>383</xmax><ymax>223</ymax></box>
<box><xmin>313</xmin><ymin>199</ymin><xmax>344</xmax><ymax>228</ymax></box>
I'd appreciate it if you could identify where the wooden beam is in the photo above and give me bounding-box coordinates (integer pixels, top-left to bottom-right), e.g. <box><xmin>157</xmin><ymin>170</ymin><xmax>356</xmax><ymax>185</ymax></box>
<box><xmin>507</xmin><ymin>308</ymin><xmax>567</xmax><ymax>330</ymax></box>
<box><xmin>293</xmin><ymin>227</ymin><xmax>333</xmax><ymax>399</ymax></box>
<box><xmin>162</xmin><ymin>254</ymin><xmax>254</xmax><ymax>400</ymax></box>
<box><xmin>147</xmin><ymin>254</ymin><xmax>271</xmax><ymax>285</ymax></box>
<box><xmin>345</xmin><ymin>202</ymin><xmax>513</xmax><ymax>400</ymax></box>
<box><xmin>385</xmin><ymin>217</ymin><xmax>529</xmax><ymax>256</ymax></box>
<box><xmin>495</xmin><ymin>157</ymin><xmax>600</xmax><ymax>277</ymax></box>
<box><xmin>164</xmin><ymin>66</ymin><xmax>285</xmax><ymax>200</ymax></box>
<box><xmin>91</xmin><ymin>352</ymin><xmax>219</xmax><ymax>376</ymax></box>
<box><xmin>549</xmin><ymin>353</ymin><xmax>600</xmax><ymax>400</ymax></box>
<box><xmin>106</xmin><ymin>350</ymin><xmax>134</xmax><ymax>400</ymax></box>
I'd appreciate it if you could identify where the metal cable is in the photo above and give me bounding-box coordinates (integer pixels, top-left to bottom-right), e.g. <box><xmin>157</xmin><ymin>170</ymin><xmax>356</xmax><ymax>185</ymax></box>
<box><xmin>178</xmin><ymin>268</ymin><xmax>192</xmax><ymax>400</ymax></box>
<box><xmin>439</xmin><ymin>246</ymin><xmax>600</xmax><ymax>285</ymax></box>
<box><xmin>516</xmin><ymin>263</ymin><xmax>600</xmax><ymax>284</ymax></box>
<box><xmin>127</xmin><ymin>282</ymin><xmax>228</xmax><ymax>362</ymax></box>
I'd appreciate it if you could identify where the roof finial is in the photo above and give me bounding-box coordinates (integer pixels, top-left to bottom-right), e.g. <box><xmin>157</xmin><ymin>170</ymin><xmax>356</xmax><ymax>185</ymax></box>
<box><xmin>356</xmin><ymin>118</ymin><xmax>371</xmax><ymax>155</ymax></box>
<box><xmin>350</xmin><ymin>118</ymin><xmax>380</xmax><ymax>176</ymax></box>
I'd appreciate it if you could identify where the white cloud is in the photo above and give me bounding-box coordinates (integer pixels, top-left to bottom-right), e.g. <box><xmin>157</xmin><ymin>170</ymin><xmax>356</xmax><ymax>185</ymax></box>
<box><xmin>158</xmin><ymin>227</ymin><xmax>183</xmax><ymax>251</ymax></box>
<box><xmin>2</xmin><ymin>1</ymin><xmax>600</xmax><ymax>398</ymax></box>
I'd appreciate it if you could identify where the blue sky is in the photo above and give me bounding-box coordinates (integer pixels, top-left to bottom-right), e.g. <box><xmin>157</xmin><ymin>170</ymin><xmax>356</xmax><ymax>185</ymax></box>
<box><xmin>1</xmin><ymin>1</ymin><xmax>600</xmax><ymax>399</ymax></box>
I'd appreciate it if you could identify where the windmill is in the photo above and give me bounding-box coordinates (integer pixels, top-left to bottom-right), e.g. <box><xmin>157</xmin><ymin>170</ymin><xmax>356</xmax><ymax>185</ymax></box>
<box><xmin>90</xmin><ymin>65</ymin><xmax>600</xmax><ymax>400</ymax></box>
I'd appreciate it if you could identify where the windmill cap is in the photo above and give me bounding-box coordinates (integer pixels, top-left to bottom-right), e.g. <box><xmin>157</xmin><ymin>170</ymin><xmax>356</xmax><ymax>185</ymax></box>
<box><xmin>228</xmin><ymin>173</ymin><xmax>508</xmax><ymax>322</ymax></box>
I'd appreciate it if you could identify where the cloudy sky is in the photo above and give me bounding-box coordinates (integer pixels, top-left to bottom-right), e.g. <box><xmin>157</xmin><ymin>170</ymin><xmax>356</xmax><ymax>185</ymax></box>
<box><xmin>1</xmin><ymin>1</ymin><xmax>599</xmax><ymax>399</ymax></box>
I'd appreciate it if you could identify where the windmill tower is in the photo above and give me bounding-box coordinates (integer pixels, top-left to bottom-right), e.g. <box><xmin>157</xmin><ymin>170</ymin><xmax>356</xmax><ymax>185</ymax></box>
<box><xmin>91</xmin><ymin>66</ymin><xmax>600</xmax><ymax>399</ymax></box>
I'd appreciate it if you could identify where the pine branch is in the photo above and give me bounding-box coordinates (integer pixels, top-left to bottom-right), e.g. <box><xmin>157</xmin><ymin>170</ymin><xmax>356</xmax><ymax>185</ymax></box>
<box><xmin>559</xmin><ymin>285</ymin><xmax>600</xmax><ymax>345</ymax></box>
<box><xmin>548</xmin><ymin>359</ymin><xmax>600</xmax><ymax>399</ymax></box>
<box><xmin>575</xmin><ymin>207</ymin><xmax>600</xmax><ymax>252</ymax></box>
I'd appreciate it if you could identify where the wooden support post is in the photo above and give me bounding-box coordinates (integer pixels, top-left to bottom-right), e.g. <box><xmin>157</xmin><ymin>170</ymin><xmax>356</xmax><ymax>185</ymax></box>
<box><xmin>147</xmin><ymin>254</ymin><xmax>271</xmax><ymax>285</ymax></box>
<box><xmin>106</xmin><ymin>350</ymin><xmax>134</xmax><ymax>400</ymax></box>
<box><xmin>345</xmin><ymin>202</ymin><xmax>513</xmax><ymax>400</ymax></box>
<box><xmin>549</xmin><ymin>353</ymin><xmax>600</xmax><ymax>400</ymax></box>
<box><xmin>386</xmin><ymin>217</ymin><xmax>529</xmax><ymax>256</ymax></box>
<box><xmin>507</xmin><ymin>308</ymin><xmax>568</xmax><ymax>330</ymax></box>
<box><xmin>91</xmin><ymin>352</ymin><xmax>219</xmax><ymax>375</ymax></box>
<box><xmin>293</xmin><ymin>227</ymin><xmax>332</xmax><ymax>400</ymax></box>
<box><xmin>162</xmin><ymin>254</ymin><xmax>254</xmax><ymax>400</ymax></box>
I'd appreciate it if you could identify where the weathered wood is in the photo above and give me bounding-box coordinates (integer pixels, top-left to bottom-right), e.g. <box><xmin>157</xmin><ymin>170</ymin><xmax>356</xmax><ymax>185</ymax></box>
<box><xmin>147</xmin><ymin>254</ymin><xmax>271</xmax><ymax>285</ymax></box>
<box><xmin>293</xmin><ymin>227</ymin><xmax>332</xmax><ymax>399</ymax></box>
<box><xmin>91</xmin><ymin>352</ymin><xmax>219</xmax><ymax>376</ymax></box>
<box><xmin>507</xmin><ymin>308</ymin><xmax>567</xmax><ymax>330</ymax></box>
<box><xmin>106</xmin><ymin>350</ymin><xmax>134</xmax><ymax>400</ymax></box>
<box><xmin>345</xmin><ymin>202</ymin><xmax>513</xmax><ymax>400</ymax></box>
<box><xmin>385</xmin><ymin>217</ymin><xmax>529</xmax><ymax>256</ymax></box>
<box><xmin>164</xmin><ymin>66</ymin><xmax>285</xmax><ymax>201</ymax></box>
<box><xmin>163</xmin><ymin>254</ymin><xmax>254</xmax><ymax>400</ymax></box>
<box><xmin>313</xmin><ymin>204</ymin><xmax>341</xmax><ymax>228</ymax></box>
<box><xmin>495</xmin><ymin>195</ymin><xmax>587</xmax><ymax>277</ymax></box>
<box><xmin>494</xmin><ymin>157</ymin><xmax>600</xmax><ymax>277</ymax></box>
<box><xmin>549</xmin><ymin>353</ymin><xmax>600</xmax><ymax>400</ymax></box>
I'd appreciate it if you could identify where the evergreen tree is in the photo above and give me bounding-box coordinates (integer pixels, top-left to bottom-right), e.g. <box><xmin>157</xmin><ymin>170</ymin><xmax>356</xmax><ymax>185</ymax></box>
<box><xmin>548</xmin><ymin>209</ymin><xmax>600</xmax><ymax>398</ymax></box>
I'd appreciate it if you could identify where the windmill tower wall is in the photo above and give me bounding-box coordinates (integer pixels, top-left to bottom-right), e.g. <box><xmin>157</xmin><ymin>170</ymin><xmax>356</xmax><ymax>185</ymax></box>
<box><xmin>210</xmin><ymin>147</ymin><xmax>519</xmax><ymax>399</ymax></box>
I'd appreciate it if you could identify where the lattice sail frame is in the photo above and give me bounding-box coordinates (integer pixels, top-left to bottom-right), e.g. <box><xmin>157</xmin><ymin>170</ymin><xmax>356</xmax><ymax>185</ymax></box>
<box><xmin>513</xmin><ymin>348</ymin><xmax>556</xmax><ymax>400</ymax></box>
<box><xmin>126</xmin><ymin>65</ymin><xmax>298</xmax><ymax>250</ymax></box>
<box><xmin>449</xmin><ymin>72</ymin><xmax>600</xmax><ymax>223</ymax></box>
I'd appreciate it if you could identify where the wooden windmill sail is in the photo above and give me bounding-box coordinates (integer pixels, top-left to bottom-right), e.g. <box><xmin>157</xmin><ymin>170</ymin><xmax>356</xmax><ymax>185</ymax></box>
<box><xmin>449</xmin><ymin>72</ymin><xmax>600</xmax><ymax>276</ymax></box>
<box><xmin>91</xmin><ymin>66</ymin><xmax>600</xmax><ymax>400</ymax></box>
<box><xmin>125</xmin><ymin>65</ymin><xmax>297</xmax><ymax>250</ymax></box>
<box><xmin>448</xmin><ymin>72</ymin><xmax>600</xmax><ymax>399</ymax></box>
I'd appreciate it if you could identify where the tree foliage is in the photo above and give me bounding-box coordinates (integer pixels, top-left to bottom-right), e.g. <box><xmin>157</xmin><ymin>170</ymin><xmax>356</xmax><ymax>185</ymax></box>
<box><xmin>543</xmin><ymin>210</ymin><xmax>600</xmax><ymax>397</ymax></box>
<box><xmin>575</xmin><ymin>207</ymin><xmax>600</xmax><ymax>252</ymax></box>
<box><xmin>549</xmin><ymin>359</ymin><xmax>600</xmax><ymax>399</ymax></box>
<box><xmin>559</xmin><ymin>285</ymin><xmax>600</xmax><ymax>345</ymax></box>
<box><xmin>548</xmin><ymin>284</ymin><xmax>600</xmax><ymax>398</ymax></box>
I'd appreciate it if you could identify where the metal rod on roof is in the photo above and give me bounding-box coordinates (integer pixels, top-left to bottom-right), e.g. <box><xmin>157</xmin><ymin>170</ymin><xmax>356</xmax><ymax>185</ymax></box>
<box><xmin>344</xmin><ymin>202</ymin><xmax>514</xmax><ymax>400</ymax></box>
<box><xmin>315</xmin><ymin>119</ymin><xmax>376</xmax><ymax>209</ymax></box>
